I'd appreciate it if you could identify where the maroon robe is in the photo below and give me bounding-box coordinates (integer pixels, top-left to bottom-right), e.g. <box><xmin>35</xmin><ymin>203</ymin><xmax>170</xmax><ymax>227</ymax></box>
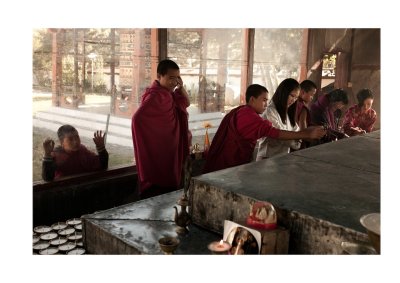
<box><xmin>295</xmin><ymin>99</ymin><xmax>311</xmax><ymax>149</ymax></box>
<box><xmin>310</xmin><ymin>94</ymin><xmax>335</xmax><ymax>128</ymax></box>
<box><xmin>131</xmin><ymin>80</ymin><xmax>189</xmax><ymax>194</ymax></box>
<box><xmin>203</xmin><ymin>105</ymin><xmax>280</xmax><ymax>173</ymax></box>
<box><xmin>295</xmin><ymin>99</ymin><xmax>311</xmax><ymax>126</ymax></box>
<box><xmin>52</xmin><ymin>145</ymin><xmax>107</xmax><ymax>179</ymax></box>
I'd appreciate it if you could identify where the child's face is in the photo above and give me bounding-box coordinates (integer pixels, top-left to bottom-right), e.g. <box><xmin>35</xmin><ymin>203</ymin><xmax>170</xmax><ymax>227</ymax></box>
<box><xmin>249</xmin><ymin>91</ymin><xmax>268</xmax><ymax>114</ymax></box>
<box><xmin>61</xmin><ymin>131</ymin><xmax>81</xmax><ymax>152</ymax></box>
<box><xmin>362</xmin><ymin>98</ymin><xmax>373</xmax><ymax>112</ymax></box>
<box><xmin>332</xmin><ymin>101</ymin><xmax>345</xmax><ymax>111</ymax></box>
<box><xmin>158</xmin><ymin>69</ymin><xmax>180</xmax><ymax>92</ymax></box>
<box><xmin>300</xmin><ymin>88</ymin><xmax>316</xmax><ymax>103</ymax></box>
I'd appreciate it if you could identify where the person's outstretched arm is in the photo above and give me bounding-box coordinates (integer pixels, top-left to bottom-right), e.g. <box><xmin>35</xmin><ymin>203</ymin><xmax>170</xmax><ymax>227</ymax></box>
<box><xmin>278</xmin><ymin>126</ymin><xmax>326</xmax><ymax>141</ymax></box>
<box><xmin>298</xmin><ymin>108</ymin><xmax>308</xmax><ymax>131</ymax></box>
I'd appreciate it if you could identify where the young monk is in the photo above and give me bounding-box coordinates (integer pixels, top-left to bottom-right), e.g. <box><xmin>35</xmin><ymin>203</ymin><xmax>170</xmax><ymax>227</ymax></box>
<box><xmin>131</xmin><ymin>59</ymin><xmax>190</xmax><ymax>199</ymax></box>
<box><xmin>42</xmin><ymin>125</ymin><xmax>108</xmax><ymax>181</ymax></box>
<box><xmin>295</xmin><ymin>79</ymin><xmax>318</xmax><ymax>149</ymax></box>
<box><xmin>342</xmin><ymin>88</ymin><xmax>377</xmax><ymax>136</ymax></box>
<box><xmin>203</xmin><ymin>84</ymin><xmax>326</xmax><ymax>174</ymax></box>
<box><xmin>310</xmin><ymin>88</ymin><xmax>349</xmax><ymax>143</ymax></box>
<box><xmin>296</xmin><ymin>80</ymin><xmax>318</xmax><ymax>131</ymax></box>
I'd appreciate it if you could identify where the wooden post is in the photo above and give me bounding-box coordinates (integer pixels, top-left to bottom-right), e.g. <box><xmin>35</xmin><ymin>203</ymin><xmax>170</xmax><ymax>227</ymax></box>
<box><xmin>299</xmin><ymin>29</ymin><xmax>309</xmax><ymax>81</ymax></box>
<box><xmin>240</xmin><ymin>29</ymin><xmax>254</xmax><ymax>105</ymax></box>
<box><xmin>51</xmin><ymin>29</ymin><xmax>64</xmax><ymax>107</ymax></box>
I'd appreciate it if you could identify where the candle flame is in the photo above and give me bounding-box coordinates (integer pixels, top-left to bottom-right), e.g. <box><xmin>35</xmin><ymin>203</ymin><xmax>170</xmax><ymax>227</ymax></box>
<box><xmin>219</xmin><ymin>240</ymin><xmax>224</xmax><ymax>245</ymax></box>
<box><xmin>203</xmin><ymin>122</ymin><xmax>212</xmax><ymax>129</ymax></box>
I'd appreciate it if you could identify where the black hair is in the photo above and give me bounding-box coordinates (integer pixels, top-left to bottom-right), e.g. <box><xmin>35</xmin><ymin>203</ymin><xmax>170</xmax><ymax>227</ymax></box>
<box><xmin>272</xmin><ymin>78</ymin><xmax>300</xmax><ymax>127</ymax></box>
<box><xmin>327</xmin><ymin>88</ymin><xmax>349</xmax><ymax>105</ymax></box>
<box><xmin>356</xmin><ymin>88</ymin><xmax>374</xmax><ymax>106</ymax></box>
<box><xmin>57</xmin><ymin>124</ymin><xmax>78</xmax><ymax>142</ymax></box>
<box><xmin>300</xmin><ymin>80</ymin><xmax>317</xmax><ymax>92</ymax></box>
<box><xmin>157</xmin><ymin>59</ymin><xmax>180</xmax><ymax>76</ymax></box>
<box><xmin>245</xmin><ymin>84</ymin><xmax>268</xmax><ymax>103</ymax></box>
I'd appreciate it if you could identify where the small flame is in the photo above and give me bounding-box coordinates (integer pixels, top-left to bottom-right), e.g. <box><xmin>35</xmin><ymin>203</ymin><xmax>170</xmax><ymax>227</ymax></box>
<box><xmin>219</xmin><ymin>240</ymin><xmax>224</xmax><ymax>245</ymax></box>
<box><xmin>203</xmin><ymin>122</ymin><xmax>212</xmax><ymax>129</ymax></box>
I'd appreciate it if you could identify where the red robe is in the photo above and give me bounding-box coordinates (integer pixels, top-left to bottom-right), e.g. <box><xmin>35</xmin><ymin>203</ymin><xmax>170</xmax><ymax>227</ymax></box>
<box><xmin>203</xmin><ymin>105</ymin><xmax>280</xmax><ymax>173</ymax></box>
<box><xmin>342</xmin><ymin>104</ymin><xmax>377</xmax><ymax>136</ymax></box>
<box><xmin>310</xmin><ymin>94</ymin><xmax>335</xmax><ymax>128</ymax></box>
<box><xmin>50</xmin><ymin>145</ymin><xmax>107</xmax><ymax>179</ymax></box>
<box><xmin>131</xmin><ymin>80</ymin><xmax>189</xmax><ymax>194</ymax></box>
<box><xmin>295</xmin><ymin>99</ymin><xmax>311</xmax><ymax>126</ymax></box>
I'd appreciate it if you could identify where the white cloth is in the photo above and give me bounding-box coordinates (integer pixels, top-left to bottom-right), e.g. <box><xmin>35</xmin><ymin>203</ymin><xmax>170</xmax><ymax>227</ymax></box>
<box><xmin>255</xmin><ymin>101</ymin><xmax>301</xmax><ymax>160</ymax></box>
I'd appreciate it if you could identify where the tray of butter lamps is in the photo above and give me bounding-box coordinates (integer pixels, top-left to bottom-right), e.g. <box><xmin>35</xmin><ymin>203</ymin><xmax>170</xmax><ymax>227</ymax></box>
<box><xmin>67</xmin><ymin>248</ymin><xmax>86</xmax><ymax>255</ymax></box>
<box><xmin>58</xmin><ymin>242</ymin><xmax>77</xmax><ymax>253</ymax></box>
<box><xmin>40</xmin><ymin>232</ymin><xmax>58</xmax><ymax>241</ymax></box>
<box><xmin>67</xmin><ymin>232</ymin><xmax>82</xmax><ymax>241</ymax></box>
<box><xmin>34</xmin><ymin>226</ymin><xmax>52</xmax><ymax>234</ymax></box>
<box><xmin>39</xmin><ymin>247</ymin><xmax>59</xmax><ymax>255</ymax></box>
<box><xmin>66</xmin><ymin>218</ymin><xmax>82</xmax><ymax>226</ymax></box>
<box><xmin>33</xmin><ymin>235</ymin><xmax>40</xmax><ymax>245</ymax></box>
<box><xmin>50</xmin><ymin>237</ymin><xmax>68</xmax><ymax>246</ymax></box>
<box><xmin>58</xmin><ymin>227</ymin><xmax>75</xmax><ymax>237</ymax></box>
<box><xmin>33</xmin><ymin>241</ymin><xmax>50</xmax><ymax>252</ymax></box>
<box><xmin>51</xmin><ymin>222</ymin><xmax>68</xmax><ymax>231</ymax></box>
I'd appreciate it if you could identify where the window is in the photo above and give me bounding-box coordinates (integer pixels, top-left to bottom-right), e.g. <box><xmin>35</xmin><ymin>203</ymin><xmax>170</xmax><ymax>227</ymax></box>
<box><xmin>33</xmin><ymin>28</ymin><xmax>148</xmax><ymax>181</ymax></box>
<box><xmin>253</xmin><ymin>29</ymin><xmax>305</xmax><ymax>96</ymax></box>
<box><xmin>167</xmin><ymin>28</ymin><xmax>244</xmax><ymax>146</ymax></box>
<box><xmin>32</xmin><ymin>28</ymin><xmax>306</xmax><ymax>181</ymax></box>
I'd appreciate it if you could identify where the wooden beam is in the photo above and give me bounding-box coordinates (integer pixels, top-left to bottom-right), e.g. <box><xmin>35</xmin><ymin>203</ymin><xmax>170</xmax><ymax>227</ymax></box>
<box><xmin>240</xmin><ymin>28</ymin><xmax>255</xmax><ymax>105</ymax></box>
<box><xmin>150</xmin><ymin>29</ymin><xmax>160</xmax><ymax>79</ymax></box>
<box><xmin>299</xmin><ymin>29</ymin><xmax>309</xmax><ymax>81</ymax></box>
<box><xmin>51</xmin><ymin>29</ymin><xmax>64</xmax><ymax>107</ymax></box>
<box><xmin>158</xmin><ymin>28</ymin><xmax>168</xmax><ymax>61</ymax></box>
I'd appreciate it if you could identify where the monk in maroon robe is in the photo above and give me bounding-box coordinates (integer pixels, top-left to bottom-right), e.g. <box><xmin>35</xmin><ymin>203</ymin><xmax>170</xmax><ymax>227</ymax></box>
<box><xmin>42</xmin><ymin>125</ymin><xmax>108</xmax><ymax>181</ymax></box>
<box><xmin>203</xmin><ymin>84</ymin><xmax>326</xmax><ymax>174</ymax></box>
<box><xmin>132</xmin><ymin>59</ymin><xmax>190</xmax><ymax>198</ymax></box>
<box><xmin>310</xmin><ymin>88</ymin><xmax>349</xmax><ymax>143</ymax></box>
<box><xmin>342</xmin><ymin>88</ymin><xmax>377</xmax><ymax>136</ymax></box>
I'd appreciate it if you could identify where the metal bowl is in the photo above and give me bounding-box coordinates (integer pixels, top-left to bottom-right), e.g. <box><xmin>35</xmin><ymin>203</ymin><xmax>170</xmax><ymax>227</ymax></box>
<box><xmin>158</xmin><ymin>236</ymin><xmax>180</xmax><ymax>254</ymax></box>
<box><xmin>360</xmin><ymin>213</ymin><xmax>380</xmax><ymax>253</ymax></box>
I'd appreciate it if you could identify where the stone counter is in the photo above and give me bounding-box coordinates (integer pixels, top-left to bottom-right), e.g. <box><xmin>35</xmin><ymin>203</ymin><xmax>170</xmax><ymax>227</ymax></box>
<box><xmin>82</xmin><ymin>190</ymin><xmax>221</xmax><ymax>254</ymax></box>
<box><xmin>189</xmin><ymin>132</ymin><xmax>380</xmax><ymax>254</ymax></box>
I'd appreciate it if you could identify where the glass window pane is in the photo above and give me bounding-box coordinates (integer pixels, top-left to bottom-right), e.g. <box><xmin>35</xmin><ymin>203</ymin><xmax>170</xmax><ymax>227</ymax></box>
<box><xmin>167</xmin><ymin>28</ymin><xmax>244</xmax><ymax>147</ymax></box>
<box><xmin>33</xmin><ymin>28</ymin><xmax>151</xmax><ymax>181</ymax></box>
<box><xmin>253</xmin><ymin>29</ymin><xmax>304</xmax><ymax>95</ymax></box>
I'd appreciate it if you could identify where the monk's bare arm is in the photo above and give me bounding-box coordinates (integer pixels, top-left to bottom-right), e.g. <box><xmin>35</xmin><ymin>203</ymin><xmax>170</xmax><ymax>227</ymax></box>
<box><xmin>278</xmin><ymin>126</ymin><xmax>326</xmax><ymax>140</ymax></box>
<box><xmin>298</xmin><ymin>108</ymin><xmax>308</xmax><ymax>131</ymax></box>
